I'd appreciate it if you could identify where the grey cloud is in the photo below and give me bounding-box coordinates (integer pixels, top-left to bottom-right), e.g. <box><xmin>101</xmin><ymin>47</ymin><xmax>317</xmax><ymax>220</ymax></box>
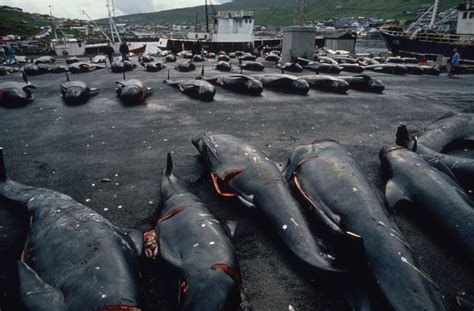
<box><xmin>113</xmin><ymin>0</ymin><xmax>155</xmax><ymax>15</ymax></box>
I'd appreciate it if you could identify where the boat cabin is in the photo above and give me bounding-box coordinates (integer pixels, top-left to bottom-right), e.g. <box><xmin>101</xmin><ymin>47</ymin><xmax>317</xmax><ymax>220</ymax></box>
<box><xmin>212</xmin><ymin>11</ymin><xmax>255</xmax><ymax>42</ymax></box>
<box><xmin>457</xmin><ymin>0</ymin><xmax>474</xmax><ymax>35</ymax></box>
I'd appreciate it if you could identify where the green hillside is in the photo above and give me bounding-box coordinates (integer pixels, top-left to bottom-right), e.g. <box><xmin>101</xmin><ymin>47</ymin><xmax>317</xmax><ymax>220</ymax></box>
<box><xmin>108</xmin><ymin>0</ymin><xmax>460</xmax><ymax>26</ymax></box>
<box><xmin>0</xmin><ymin>9</ymin><xmax>50</xmax><ymax>36</ymax></box>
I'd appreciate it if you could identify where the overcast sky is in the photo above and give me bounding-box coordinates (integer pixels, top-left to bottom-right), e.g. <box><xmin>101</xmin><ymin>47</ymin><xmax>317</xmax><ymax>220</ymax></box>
<box><xmin>2</xmin><ymin>0</ymin><xmax>229</xmax><ymax>19</ymax></box>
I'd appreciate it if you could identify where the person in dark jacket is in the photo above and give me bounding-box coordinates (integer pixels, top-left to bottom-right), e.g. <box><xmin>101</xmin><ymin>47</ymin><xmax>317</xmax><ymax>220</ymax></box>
<box><xmin>105</xmin><ymin>42</ymin><xmax>115</xmax><ymax>64</ymax></box>
<box><xmin>5</xmin><ymin>44</ymin><xmax>15</xmax><ymax>65</ymax></box>
<box><xmin>192</xmin><ymin>39</ymin><xmax>202</xmax><ymax>56</ymax></box>
<box><xmin>119</xmin><ymin>41</ymin><xmax>129</xmax><ymax>61</ymax></box>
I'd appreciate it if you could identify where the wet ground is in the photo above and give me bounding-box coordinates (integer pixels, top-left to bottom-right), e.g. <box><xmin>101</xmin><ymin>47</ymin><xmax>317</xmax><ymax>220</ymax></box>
<box><xmin>0</xmin><ymin>56</ymin><xmax>473</xmax><ymax>310</ymax></box>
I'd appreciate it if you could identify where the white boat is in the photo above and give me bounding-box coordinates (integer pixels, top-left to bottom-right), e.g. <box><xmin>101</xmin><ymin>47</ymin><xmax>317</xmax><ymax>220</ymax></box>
<box><xmin>51</xmin><ymin>38</ymin><xmax>86</xmax><ymax>56</ymax></box>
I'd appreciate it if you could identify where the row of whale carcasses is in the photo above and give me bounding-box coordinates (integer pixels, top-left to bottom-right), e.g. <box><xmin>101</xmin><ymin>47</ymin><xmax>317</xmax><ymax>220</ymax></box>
<box><xmin>1</xmin><ymin>112</ymin><xmax>472</xmax><ymax>310</ymax></box>
<box><xmin>1</xmin><ymin>49</ymin><xmax>443</xmax><ymax>76</ymax></box>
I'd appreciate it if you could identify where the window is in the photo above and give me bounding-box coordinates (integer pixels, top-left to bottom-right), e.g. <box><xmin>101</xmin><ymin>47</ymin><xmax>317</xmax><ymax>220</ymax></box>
<box><xmin>470</xmin><ymin>12</ymin><xmax>474</xmax><ymax>19</ymax></box>
<box><xmin>463</xmin><ymin>12</ymin><xmax>468</xmax><ymax>19</ymax></box>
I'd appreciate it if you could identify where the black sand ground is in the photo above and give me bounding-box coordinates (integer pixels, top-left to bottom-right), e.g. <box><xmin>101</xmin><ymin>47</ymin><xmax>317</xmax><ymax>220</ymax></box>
<box><xmin>0</xmin><ymin>57</ymin><xmax>473</xmax><ymax>310</ymax></box>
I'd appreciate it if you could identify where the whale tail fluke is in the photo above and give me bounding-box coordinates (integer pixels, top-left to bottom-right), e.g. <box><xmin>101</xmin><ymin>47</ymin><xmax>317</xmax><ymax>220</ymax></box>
<box><xmin>165</xmin><ymin>153</ymin><xmax>173</xmax><ymax>176</ymax></box>
<box><xmin>0</xmin><ymin>147</ymin><xmax>5</xmax><ymax>181</ymax></box>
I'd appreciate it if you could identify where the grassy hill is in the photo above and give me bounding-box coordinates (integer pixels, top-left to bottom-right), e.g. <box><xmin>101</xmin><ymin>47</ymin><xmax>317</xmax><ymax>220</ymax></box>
<box><xmin>0</xmin><ymin>9</ymin><xmax>51</xmax><ymax>36</ymax></box>
<box><xmin>107</xmin><ymin>0</ymin><xmax>460</xmax><ymax>26</ymax></box>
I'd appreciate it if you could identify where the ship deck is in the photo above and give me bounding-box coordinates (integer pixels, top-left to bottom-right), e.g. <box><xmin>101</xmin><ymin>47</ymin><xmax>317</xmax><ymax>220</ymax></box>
<box><xmin>0</xmin><ymin>56</ymin><xmax>473</xmax><ymax>310</ymax></box>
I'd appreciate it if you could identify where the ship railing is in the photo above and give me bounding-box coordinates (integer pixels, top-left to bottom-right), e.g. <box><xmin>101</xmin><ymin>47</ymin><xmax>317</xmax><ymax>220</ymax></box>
<box><xmin>217</xmin><ymin>11</ymin><xmax>254</xmax><ymax>18</ymax></box>
<box><xmin>381</xmin><ymin>29</ymin><xmax>474</xmax><ymax>45</ymax></box>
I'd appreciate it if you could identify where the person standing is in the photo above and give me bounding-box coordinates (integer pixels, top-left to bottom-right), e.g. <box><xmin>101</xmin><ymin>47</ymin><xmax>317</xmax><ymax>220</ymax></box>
<box><xmin>449</xmin><ymin>48</ymin><xmax>460</xmax><ymax>77</ymax></box>
<box><xmin>119</xmin><ymin>41</ymin><xmax>129</xmax><ymax>61</ymax></box>
<box><xmin>192</xmin><ymin>39</ymin><xmax>202</xmax><ymax>56</ymax></box>
<box><xmin>0</xmin><ymin>45</ymin><xmax>5</xmax><ymax>63</ymax></box>
<box><xmin>105</xmin><ymin>42</ymin><xmax>115</xmax><ymax>65</ymax></box>
<box><xmin>5</xmin><ymin>44</ymin><xmax>15</xmax><ymax>65</ymax></box>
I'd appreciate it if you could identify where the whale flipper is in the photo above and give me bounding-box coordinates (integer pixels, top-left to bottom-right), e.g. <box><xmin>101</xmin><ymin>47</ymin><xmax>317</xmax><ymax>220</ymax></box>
<box><xmin>18</xmin><ymin>261</ymin><xmax>66</xmax><ymax>311</ymax></box>
<box><xmin>384</xmin><ymin>179</ymin><xmax>411</xmax><ymax>211</ymax></box>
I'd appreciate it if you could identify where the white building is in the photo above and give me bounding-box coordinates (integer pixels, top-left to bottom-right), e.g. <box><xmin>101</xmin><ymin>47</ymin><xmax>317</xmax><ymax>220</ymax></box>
<box><xmin>212</xmin><ymin>11</ymin><xmax>254</xmax><ymax>42</ymax></box>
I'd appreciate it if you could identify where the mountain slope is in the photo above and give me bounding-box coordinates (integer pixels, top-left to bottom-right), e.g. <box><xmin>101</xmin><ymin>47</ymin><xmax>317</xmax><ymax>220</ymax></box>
<box><xmin>0</xmin><ymin>9</ymin><xmax>50</xmax><ymax>36</ymax></box>
<box><xmin>107</xmin><ymin>0</ymin><xmax>460</xmax><ymax>26</ymax></box>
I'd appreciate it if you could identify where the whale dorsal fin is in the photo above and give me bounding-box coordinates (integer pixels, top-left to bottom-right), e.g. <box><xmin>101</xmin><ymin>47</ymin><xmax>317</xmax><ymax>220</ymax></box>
<box><xmin>223</xmin><ymin>220</ymin><xmax>237</xmax><ymax>237</ymax></box>
<box><xmin>396</xmin><ymin>125</ymin><xmax>411</xmax><ymax>148</ymax></box>
<box><xmin>384</xmin><ymin>179</ymin><xmax>412</xmax><ymax>211</ymax></box>
<box><xmin>120</xmin><ymin>228</ymin><xmax>144</xmax><ymax>256</ymax></box>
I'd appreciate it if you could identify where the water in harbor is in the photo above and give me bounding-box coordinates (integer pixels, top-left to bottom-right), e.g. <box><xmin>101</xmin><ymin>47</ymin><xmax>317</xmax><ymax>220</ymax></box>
<box><xmin>355</xmin><ymin>36</ymin><xmax>389</xmax><ymax>54</ymax></box>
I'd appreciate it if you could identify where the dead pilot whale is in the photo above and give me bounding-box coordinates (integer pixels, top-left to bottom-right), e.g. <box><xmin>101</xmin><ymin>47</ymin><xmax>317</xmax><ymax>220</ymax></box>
<box><xmin>283</xmin><ymin>140</ymin><xmax>447</xmax><ymax>311</ymax></box>
<box><xmin>144</xmin><ymin>154</ymin><xmax>241</xmax><ymax>311</ymax></box>
<box><xmin>164</xmin><ymin>69</ymin><xmax>216</xmax><ymax>101</ymax></box>
<box><xmin>396</xmin><ymin>113</ymin><xmax>474</xmax><ymax>189</ymax></box>
<box><xmin>115</xmin><ymin>70</ymin><xmax>152</xmax><ymax>104</ymax></box>
<box><xmin>0</xmin><ymin>148</ymin><xmax>143</xmax><ymax>310</ymax></box>
<box><xmin>379</xmin><ymin>145</ymin><xmax>474</xmax><ymax>264</ymax></box>
<box><xmin>0</xmin><ymin>71</ymin><xmax>36</xmax><ymax>107</ymax></box>
<box><xmin>192</xmin><ymin>134</ymin><xmax>346</xmax><ymax>276</ymax></box>
<box><xmin>197</xmin><ymin>67</ymin><xmax>263</xmax><ymax>96</ymax></box>
<box><xmin>60</xmin><ymin>71</ymin><xmax>99</xmax><ymax>104</ymax></box>
<box><xmin>251</xmin><ymin>73</ymin><xmax>310</xmax><ymax>94</ymax></box>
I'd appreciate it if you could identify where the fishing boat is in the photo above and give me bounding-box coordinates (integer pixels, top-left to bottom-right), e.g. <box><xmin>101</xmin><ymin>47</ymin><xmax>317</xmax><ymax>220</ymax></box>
<box><xmin>380</xmin><ymin>0</ymin><xmax>474</xmax><ymax>62</ymax></box>
<box><xmin>158</xmin><ymin>9</ymin><xmax>280</xmax><ymax>53</ymax></box>
<box><xmin>50</xmin><ymin>1</ymin><xmax>146</xmax><ymax>56</ymax></box>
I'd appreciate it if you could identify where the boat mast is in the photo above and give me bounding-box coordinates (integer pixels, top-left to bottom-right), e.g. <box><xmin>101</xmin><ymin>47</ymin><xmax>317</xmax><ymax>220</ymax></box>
<box><xmin>205</xmin><ymin>0</ymin><xmax>209</xmax><ymax>33</ymax></box>
<box><xmin>49</xmin><ymin>5</ymin><xmax>58</xmax><ymax>40</ymax></box>
<box><xmin>106</xmin><ymin>0</ymin><xmax>114</xmax><ymax>43</ymax></box>
<box><xmin>428</xmin><ymin>0</ymin><xmax>440</xmax><ymax>30</ymax></box>
<box><xmin>106</xmin><ymin>0</ymin><xmax>121</xmax><ymax>43</ymax></box>
<box><xmin>300</xmin><ymin>0</ymin><xmax>305</xmax><ymax>26</ymax></box>
<box><xmin>83</xmin><ymin>10</ymin><xmax>112</xmax><ymax>42</ymax></box>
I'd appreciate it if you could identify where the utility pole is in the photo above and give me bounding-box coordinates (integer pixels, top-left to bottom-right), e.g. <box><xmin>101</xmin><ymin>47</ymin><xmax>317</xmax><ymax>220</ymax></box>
<box><xmin>300</xmin><ymin>0</ymin><xmax>305</xmax><ymax>26</ymax></box>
